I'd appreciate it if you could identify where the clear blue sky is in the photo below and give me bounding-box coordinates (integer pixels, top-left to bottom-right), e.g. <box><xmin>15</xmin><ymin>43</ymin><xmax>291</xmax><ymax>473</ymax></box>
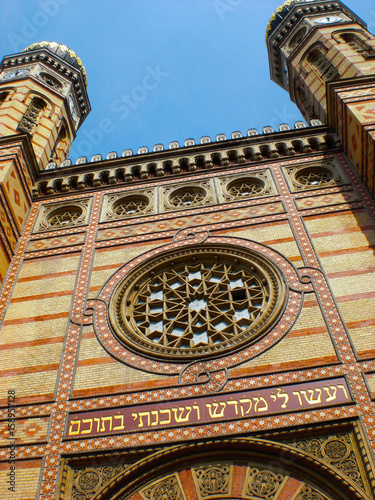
<box><xmin>1</xmin><ymin>0</ymin><xmax>374</xmax><ymax>162</ymax></box>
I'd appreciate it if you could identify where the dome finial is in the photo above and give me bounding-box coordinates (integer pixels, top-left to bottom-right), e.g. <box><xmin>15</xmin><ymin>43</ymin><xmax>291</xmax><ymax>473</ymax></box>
<box><xmin>22</xmin><ymin>41</ymin><xmax>87</xmax><ymax>86</ymax></box>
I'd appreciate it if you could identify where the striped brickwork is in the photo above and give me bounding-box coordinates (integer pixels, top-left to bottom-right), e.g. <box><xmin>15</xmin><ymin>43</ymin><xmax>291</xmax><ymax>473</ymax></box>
<box><xmin>0</xmin><ymin>139</ymin><xmax>35</xmax><ymax>285</ymax></box>
<box><xmin>0</xmin><ymin>150</ymin><xmax>375</xmax><ymax>498</ymax></box>
<box><xmin>290</xmin><ymin>24</ymin><xmax>375</xmax><ymax>124</ymax></box>
<box><xmin>328</xmin><ymin>82</ymin><xmax>375</xmax><ymax>197</ymax></box>
<box><xmin>0</xmin><ymin>79</ymin><xmax>74</xmax><ymax>169</ymax></box>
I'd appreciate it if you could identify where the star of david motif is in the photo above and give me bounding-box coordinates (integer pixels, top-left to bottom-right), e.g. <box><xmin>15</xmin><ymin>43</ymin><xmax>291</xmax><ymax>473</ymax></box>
<box><xmin>229</xmin><ymin>180</ymin><xmax>264</xmax><ymax>197</ymax></box>
<box><xmin>132</xmin><ymin>262</ymin><xmax>265</xmax><ymax>350</ymax></box>
<box><xmin>296</xmin><ymin>169</ymin><xmax>333</xmax><ymax>186</ymax></box>
<box><xmin>48</xmin><ymin>208</ymin><xmax>82</xmax><ymax>227</ymax></box>
<box><xmin>171</xmin><ymin>190</ymin><xmax>205</xmax><ymax>207</ymax></box>
<box><xmin>114</xmin><ymin>198</ymin><xmax>148</xmax><ymax>216</ymax></box>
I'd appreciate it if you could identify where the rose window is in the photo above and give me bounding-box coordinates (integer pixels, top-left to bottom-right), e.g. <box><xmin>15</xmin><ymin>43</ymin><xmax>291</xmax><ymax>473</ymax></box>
<box><xmin>109</xmin><ymin>245</ymin><xmax>286</xmax><ymax>359</ymax></box>
<box><xmin>113</xmin><ymin>196</ymin><xmax>149</xmax><ymax>216</ymax></box>
<box><xmin>47</xmin><ymin>205</ymin><xmax>83</xmax><ymax>227</ymax></box>
<box><xmin>169</xmin><ymin>187</ymin><xmax>206</xmax><ymax>207</ymax></box>
<box><xmin>227</xmin><ymin>178</ymin><xmax>265</xmax><ymax>197</ymax></box>
<box><xmin>295</xmin><ymin>167</ymin><xmax>334</xmax><ymax>187</ymax></box>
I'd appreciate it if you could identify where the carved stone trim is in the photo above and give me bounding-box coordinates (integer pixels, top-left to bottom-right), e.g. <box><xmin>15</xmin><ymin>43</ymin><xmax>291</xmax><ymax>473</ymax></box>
<box><xmin>294</xmin><ymin>485</ymin><xmax>329</xmax><ymax>500</ymax></box>
<box><xmin>162</xmin><ymin>180</ymin><xmax>214</xmax><ymax>211</ymax></box>
<box><xmin>192</xmin><ymin>464</ymin><xmax>232</xmax><ymax>498</ymax></box>
<box><xmin>244</xmin><ymin>466</ymin><xmax>285</xmax><ymax>500</ymax></box>
<box><xmin>101</xmin><ymin>188</ymin><xmax>156</xmax><ymax>222</ymax></box>
<box><xmin>57</xmin><ymin>431</ymin><xmax>373</xmax><ymax>500</ymax></box>
<box><xmin>108</xmin><ymin>243</ymin><xmax>286</xmax><ymax>360</ymax></box>
<box><xmin>291</xmin><ymin>431</ymin><xmax>365</xmax><ymax>491</ymax></box>
<box><xmin>140</xmin><ymin>474</ymin><xmax>186</xmax><ymax>500</ymax></box>
<box><xmin>33</xmin><ymin>198</ymin><xmax>91</xmax><ymax>233</ymax></box>
<box><xmin>32</xmin><ymin>130</ymin><xmax>341</xmax><ymax>198</ymax></box>
<box><xmin>283</xmin><ymin>159</ymin><xmax>347</xmax><ymax>192</ymax></box>
<box><xmin>218</xmin><ymin>169</ymin><xmax>276</xmax><ymax>202</ymax></box>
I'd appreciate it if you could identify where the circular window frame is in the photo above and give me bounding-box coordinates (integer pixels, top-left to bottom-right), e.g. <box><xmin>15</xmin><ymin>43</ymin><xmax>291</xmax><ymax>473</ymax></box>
<box><xmin>110</xmin><ymin>194</ymin><xmax>152</xmax><ymax>219</ymax></box>
<box><xmin>108</xmin><ymin>243</ymin><xmax>287</xmax><ymax>361</ymax></box>
<box><xmin>93</xmin><ymin>236</ymin><xmax>302</xmax><ymax>374</ymax></box>
<box><xmin>292</xmin><ymin>165</ymin><xmax>337</xmax><ymax>189</ymax></box>
<box><xmin>168</xmin><ymin>186</ymin><xmax>208</xmax><ymax>209</ymax></box>
<box><xmin>46</xmin><ymin>204</ymin><xmax>84</xmax><ymax>228</ymax></box>
<box><xmin>226</xmin><ymin>177</ymin><xmax>267</xmax><ymax>199</ymax></box>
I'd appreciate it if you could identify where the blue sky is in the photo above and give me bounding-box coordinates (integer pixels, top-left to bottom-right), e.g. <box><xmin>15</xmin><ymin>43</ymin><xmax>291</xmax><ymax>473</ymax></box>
<box><xmin>1</xmin><ymin>0</ymin><xmax>375</xmax><ymax>162</ymax></box>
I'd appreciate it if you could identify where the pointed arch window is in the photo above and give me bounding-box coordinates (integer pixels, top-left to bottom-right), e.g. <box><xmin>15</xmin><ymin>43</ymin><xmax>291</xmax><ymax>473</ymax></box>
<box><xmin>0</xmin><ymin>92</ymin><xmax>8</xmax><ymax>106</ymax></box>
<box><xmin>18</xmin><ymin>97</ymin><xmax>46</xmax><ymax>135</ymax></box>
<box><xmin>339</xmin><ymin>32</ymin><xmax>375</xmax><ymax>59</ymax></box>
<box><xmin>53</xmin><ymin>124</ymin><xmax>69</xmax><ymax>163</ymax></box>
<box><xmin>307</xmin><ymin>48</ymin><xmax>339</xmax><ymax>82</ymax></box>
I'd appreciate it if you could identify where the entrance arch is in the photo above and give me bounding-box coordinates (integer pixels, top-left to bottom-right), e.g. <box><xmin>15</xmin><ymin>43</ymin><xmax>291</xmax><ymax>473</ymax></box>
<box><xmin>90</xmin><ymin>438</ymin><xmax>370</xmax><ymax>500</ymax></box>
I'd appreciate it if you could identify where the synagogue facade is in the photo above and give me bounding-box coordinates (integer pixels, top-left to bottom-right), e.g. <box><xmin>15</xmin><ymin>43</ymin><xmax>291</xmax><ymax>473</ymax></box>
<box><xmin>1</xmin><ymin>1</ymin><xmax>375</xmax><ymax>499</ymax></box>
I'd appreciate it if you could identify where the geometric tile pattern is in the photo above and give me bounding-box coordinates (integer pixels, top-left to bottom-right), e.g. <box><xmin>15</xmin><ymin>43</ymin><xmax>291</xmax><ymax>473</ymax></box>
<box><xmin>26</xmin><ymin>232</ymin><xmax>85</xmax><ymax>251</ymax></box>
<box><xmin>97</xmin><ymin>202</ymin><xmax>285</xmax><ymax>241</ymax></box>
<box><xmin>295</xmin><ymin>190</ymin><xmax>359</xmax><ymax>210</ymax></box>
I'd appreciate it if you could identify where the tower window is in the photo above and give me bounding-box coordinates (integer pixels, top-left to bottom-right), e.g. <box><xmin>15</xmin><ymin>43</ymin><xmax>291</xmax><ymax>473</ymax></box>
<box><xmin>340</xmin><ymin>33</ymin><xmax>375</xmax><ymax>59</ymax></box>
<box><xmin>39</xmin><ymin>72</ymin><xmax>63</xmax><ymax>90</ymax></box>
<box><xmin>307</xmin><ymin>48</ymin><xmax>339</xmax><ymax>82</ymax></box>
<box><xmin>53</xmin><ymin>125</ymin><xmax>68</xmax><ymax>163</ymax></box>
<box><xmin>0</xmin><ymin>92</ymin><xmax>8</xmax><ymax>106</ymax></box>
<box><xmin>17</xmin><ymin>97</ymin><xmax>46</xmax><ymax>135</ymax></box>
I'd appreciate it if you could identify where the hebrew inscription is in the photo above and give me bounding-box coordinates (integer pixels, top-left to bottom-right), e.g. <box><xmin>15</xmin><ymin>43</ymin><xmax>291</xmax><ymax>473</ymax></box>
<box><xmin>66</xmin><ymin>378</ymin><xmax>351</xmax><ymax>439</ymax></box>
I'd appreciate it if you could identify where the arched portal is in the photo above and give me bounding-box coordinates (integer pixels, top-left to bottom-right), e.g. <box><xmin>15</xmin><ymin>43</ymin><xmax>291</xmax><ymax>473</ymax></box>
<box><xmin>83</xmin><ymin>438</ymin><xmax>371</xmax><ymax>500</ymax></box>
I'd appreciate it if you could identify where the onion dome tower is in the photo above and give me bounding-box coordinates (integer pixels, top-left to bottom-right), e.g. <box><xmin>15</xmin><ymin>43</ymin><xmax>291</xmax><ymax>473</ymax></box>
<box><xmin>0</xmin><ymin>41</ymin><xmax>91</xmax><ymax>168</ymax></box>
<box><xmin>266</xmin><ymin>0</ymin><xmax>375</xmax><ymax>197</ymax></box>
<box><xmin>0</xmin><ymin>42</ymin><xmax>91</xmax><ymax>281</ymax></box>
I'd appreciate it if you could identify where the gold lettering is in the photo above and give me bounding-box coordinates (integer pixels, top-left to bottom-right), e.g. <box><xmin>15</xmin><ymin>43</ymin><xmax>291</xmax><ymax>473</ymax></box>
<box><xmin>159</xmin><ymin>409</ymin><xmax>171</xmax><ymax>425</ymax></box>
<box><xmin>323</xmin><ymin>385</ymin><xmax>337</xmax><ymax>402</ymax></box>
<box><xmin>100</xmin><ymin>416</ymin><xmax>113</xmax><ymax>432</ymax></box>
<box><xmin>172</xmin><ymin>406</ymin><xmax>192</xmax><ymax>423</ymax></box>
<box><xmin>68</xmin><ymin>420</ymin><xmax>81</xmax><ymax>436</ymax></box>
<box><xmin>239</xmin><ymin>398</ymin><xmax>252</xmax><ymax>416</ymax></box>
<box><xmin>253</xmin><ymin>396</ymin><xmax>268</xmax><ymax>412</ymax></box>
<box><xmin>81</xmin><ymin>418</ymin><xmax>93</xmax><ymax>434</ymax></box>
<box><xmin>293</xmin><ymin>391</ymin><xmax>303</xmax><ymax>406</ymax></box>
<box><xmin>300</xmin><ymin>388</ymin><xmax>322</xmax><ymax>405</ymax></box>
<box><xmin>276</xmin><ymin>388</ymin><xmax>289</xmax><ymax>408</ymax></box>
<box><xmin>94</xmin><ymin>417</ymin><xmax>101</xmax><ymax>433</ymax></box>
<box><xmin>113</xmin><ymin>414</ymin><xmax>125</xmax><ymax>431</ymax></box>
<box><xmin>206</xmin><ymin>401</ymin><xmax>226</xmax><ymax>419</ymax></box>
<box><xmin>227</xmin><ymin>400</ymin><xmax>239</xmax><ymax>415</ymax></box>
<box><xmin>338</xmin><ymin>383</ymin><xmax>349</xmax><ymax>399</ymax></box>
<box><xmin>151</xmin><ymin>410</ymin><xmax>159</xmax><ymax>426</ymax></box>
<box><xmin>138</xmin><ymin>412</ymin><xmax>151</xmax><ymax>428</ymax></box>
<box><xmin>193</xmin><ymin>404</ymin><xmax>201</xmax><ymax>420</ymax></box>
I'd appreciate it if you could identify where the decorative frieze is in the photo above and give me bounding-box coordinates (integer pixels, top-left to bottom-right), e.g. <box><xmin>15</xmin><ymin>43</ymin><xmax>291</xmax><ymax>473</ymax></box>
<box><xmin>33</xmin><ymin>131</ymin><xmax>342</xmax><ymax>197</ymax></box>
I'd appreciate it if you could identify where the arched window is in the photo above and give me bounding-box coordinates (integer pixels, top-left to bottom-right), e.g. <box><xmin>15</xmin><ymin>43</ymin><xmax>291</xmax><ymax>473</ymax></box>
<box><xmin>307</xmin><ymin>48</ymin><xmax>339</xmax><ymax>82</ymax></box>
<box><xmin>17</xmin><ymin>96</ymin><xmax>46</xmax><ymax>135</ymax></box>
<box><xmin>339</xmin><ymin>32</ymin><xmax>375</xmax><ymax>59</ymax></box>
<box><xmin>53</xmin><ymin>125</ymin><xmax>69</xmax><ymax>163</ymax></box>
<box><xmin>294</xmin><ymin>80</ymin><xmax>314</xmax><ymax>119</ymax></box>
<box><xmin>0</xmin><ymin>91</ymin><xmax>8</xmax><ymax>106</ymax></box>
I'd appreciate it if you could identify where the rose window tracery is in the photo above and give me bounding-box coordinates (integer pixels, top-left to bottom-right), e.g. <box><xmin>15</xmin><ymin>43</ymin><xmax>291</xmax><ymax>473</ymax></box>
<box><xmin>109</xmin><ymin>245</ymin><xmax>286</xmax><ymax>360</ymax></box>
